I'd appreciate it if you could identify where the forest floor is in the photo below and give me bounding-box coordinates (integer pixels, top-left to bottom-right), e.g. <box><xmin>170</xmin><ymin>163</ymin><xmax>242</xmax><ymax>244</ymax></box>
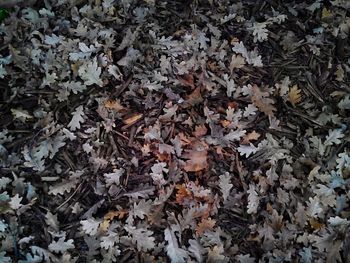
<box><xmin>0</xmin><ymin>1</ymin><xmax>350</xmax><ymax>262</ymax></box>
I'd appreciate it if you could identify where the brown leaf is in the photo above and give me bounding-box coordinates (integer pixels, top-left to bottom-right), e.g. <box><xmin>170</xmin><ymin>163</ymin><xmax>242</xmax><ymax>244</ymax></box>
<box><xmin>182</xmin><ymin>141</ymin><xmax>208</xmax><ymax>172</ymax></box>
<box><xmin>251</xmin><ymin>85</ymin><xmax>276</xmax><ymax>116</ymax></box>
<box><xmin>100</xmin><ymin>210</ymin><xmax>128</xmax><ymax>231</ymax></box>
<box><xmin>193</xmin><ymin>125</ymin><xmax>207</xmax><ymax>137</ymax></box>
<box><xmin>288</xmin><ymin>85</ymin><xmax>302</xmax><ymax>106</ymax></box>
<box><xmin>184</xmin><ymin>87</ymin><xmax>203</xmax><ymax>107</ymax></box>
<box><xmin>196</xmin><ymin>218</ymin><xmax>216</xmax><ymax>236</ymax></box>
<box><xmin>242</xmin><ymin>131</ymin><xmax>261</xmax><ymax>144</ymax></box>
<box><xmin>177</xmin><ymin>74</ymin><xmax>195</xmax><ymax>88</ymax></box>
<box><xmin>230</xmin><ymin>54</ymin><xmax>245</xmax><ymax>72</ymax></box>
<box><xmin>123</xmin><ymin>113</ymin><xmax>143</xmax><ymax>125</ymax></box>
<box><xmin>309</xmin><ymin>217</ymin><xmax>324</xmax><ymax>230</ymax></box>
<box><xmin>104</xmin><ymin>99</ymin><xmax>126</xmax><ymax>112</ymax></box>
<box><xmin>183</xmin><ymin>149</ymin><xmax>208</xmax><ymax>172</ymax></box>
<box><xmin>175</xmin><ymin>184</ymin><xmax>193</xmax><ymax>205</ymax></box>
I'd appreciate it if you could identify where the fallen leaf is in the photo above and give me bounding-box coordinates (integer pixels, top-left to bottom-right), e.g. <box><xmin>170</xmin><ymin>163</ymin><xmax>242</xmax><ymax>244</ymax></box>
<box><xmin>196</xmin><ymin>218</ymin><xmax>216</xmax><ymax>235</ymax></box>
<box><xmin>182</xmin><ymin>141</ymin><xmax>208</xmax><ymax>172</ymax></box>
<box><xmin>100</xmin><ymin>210</ymin><xmax>128</xmax><ymax>231</ymax></box>
<box><xmin>335</xmin><ymin>65</ymin><xmax>344</xmax><ymax>81</ymax></box>
<box><xmin>104</xmin><ymin>99</ymin><xmax>126</xmax><ymax>112</ymax></box>
<box><xmin>184</xmin><ymin>87</ymin><xmax>203</xmax><ymax>107</ymax></box>
<box><xmin>123</xmin><ymin>113</ymin><xmax>143</xmax><ymax>125</ymax></box>
<box><xmin>288</xmin><ymin>85</ymin><xmax>302</xmax><ymax>106</ymax></box>
<box><xmin>242</xmin><ymin>131</ymin><xmax>261</xmax><ymax>144</ymax></box>
<box><xmin>251</xmin><ymin>85</ymin><xmax>276</xmax><ymax>116</ymax></box>
<box><xmin>177</xmin><ymin>74</ymin><xmax>195</xmax><ymax>88</ymax></box>
<box><xmin>11</xmin><ymin>109</ymin><xmax>33</xmax><ymax>122</ymax></box>
<box><xmin>309</xmin><ymin>217</ymin><xmax>324</xmax><ymax>230</ymax></box>
<box><xmin>230</xmin><ymin>54</ymin><xmax>245</xmax><ymax>72</ymax></box>
<box><xmin>71</xmin><ymin>63</ymin><xmax>79</xmax><ymax>77</ymax></box>
<box><xmin>193</xmin><ymin>125</ymin><xmax>207</xmax><ymax>137</ymax></box>
<box><xmin>175</xmin><ymin>184</ymin><xmax>193</xmax><ymax>205</ymax></box>
<box><xmin>183</xmin><ymin>149</ymin><xmax>208</xmax><ymax>172</ymax></box>
<box><xmin>321</xmin><ymin>7</ymin><xmax>332</xmax><ymax>19</ymax></box>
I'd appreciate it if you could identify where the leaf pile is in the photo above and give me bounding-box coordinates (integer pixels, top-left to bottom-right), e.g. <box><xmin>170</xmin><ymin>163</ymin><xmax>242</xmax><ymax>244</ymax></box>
<box><xmin>0</xmin><ymin>0</ymin><xmax>350</xmax><ymax>262</ymax></box>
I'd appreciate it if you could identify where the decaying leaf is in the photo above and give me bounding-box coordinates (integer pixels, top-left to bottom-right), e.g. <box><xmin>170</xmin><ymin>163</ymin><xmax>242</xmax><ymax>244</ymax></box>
<box><xmin>230</xmin><ymin>54</ymin><xmax>246</xmax><ymax>71</ymax></box>
<box><xmin>242</xmin><ymin>131</ymin><xmax>260</xmax><ymax>144</ymax></box>
<box><xmin>123</xmin><ymin>113</ymin><xmax>143</xmax><ymax>125</ymax></box>
<box><xmin>196</xmin><ymin>218</ymin><xmax>216</xmax><ymax>235</ymax></box>
<box><xmin>48</xmin><ymin>237</ymin><xmax>75</xmax><ymax>253</ymax></box>
<box><xmin>251</xmin><ymin>85</ymin><xmax>276</xmax><ymax>116</ymax></box>
<box><xmin>182</xmin><ymin>141</ymin><xmax>208</xmax><ymax>172</ymax></box>
<box><xmin>288</xmin><ymin>85</ymin><xmax>302</xmax><ymax>106</ymax></box>
<box><xmin>104</xmin><ymin>99</ymin><xmax>126</xmax><ymax>112</ymax></box>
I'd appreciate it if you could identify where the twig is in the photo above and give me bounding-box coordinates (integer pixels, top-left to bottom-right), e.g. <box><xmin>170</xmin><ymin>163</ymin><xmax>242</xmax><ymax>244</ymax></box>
<box><xmin>55</xmin><ymin>182</ymin><xmax>83</xmax><ymax>212</ymax></box>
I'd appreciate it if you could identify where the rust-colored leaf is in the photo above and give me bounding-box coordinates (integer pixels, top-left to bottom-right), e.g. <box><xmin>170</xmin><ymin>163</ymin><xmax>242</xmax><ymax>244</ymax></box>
<box><xmin>175</xmin><ymin>184</ymin><xmax>193</xmax><ymax>205</ymax></box>
<box><xmin>104</xmin><ymin>99</ymin><xmax>126</xmax><ymax>112</ymax></box>
<box><xmin>123</xmin><ymin>113</ymin><xmax>143</xmax><ymax>125</ymax></box>
<box><xmin>288</xmin><ymin>85</ymin><xmax>302</xmax><ymax>106</ymax></box>
<box><xmin>220</xmin><ymin>120</ymin><xmax>231</xmax><ymax>128</ymax></box>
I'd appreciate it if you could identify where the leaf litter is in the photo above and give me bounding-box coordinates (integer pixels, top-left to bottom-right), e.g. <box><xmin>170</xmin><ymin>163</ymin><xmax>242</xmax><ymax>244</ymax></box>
<box><xmin>0</xmin><ymin>0</ymin><xmax>350</xmax><ymax>262</ymax></box>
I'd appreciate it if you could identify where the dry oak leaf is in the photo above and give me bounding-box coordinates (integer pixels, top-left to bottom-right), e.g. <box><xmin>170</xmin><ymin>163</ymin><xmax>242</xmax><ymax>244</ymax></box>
<box><xmin>182</xmin><ymin>141</ymin><xmax>208</xmax><ymax>172</ymax></box>
<box><xmin>104</xmin><ymin>99</ymin><xmax>126</xmax><ymax>112</ymax></box>
<box><xmin>175</xmin><ymin>184</ymin><xmax>193</xmax><ymax>205</ymax></box>
<box><xmin>193</xmin><ymin>125</ymin><xmax>208</xmax><ymax>137</ymax></box>
<box><xmin>335</xmin><ymin>65</ymin><xmax>345</xmax><ymax>81</ymax></box>
<box><xmin>123</xmin><ymin>113</ymin><xmax>143</xmax><ymax>125</ymax></box>
<box><xmin>230</xmin><ymin>54</ymin><xmax>246</xmax><ymax>72</ymax></box>
<box><xmin>196</xmin><ymin>218</ymin><xmax>216</xmax><ymax>236</ymax></box>
<box><xmin>100</xmin><ymin>210</ymin><xmax>128</xmax><ymax>231</ymax></box>
<box><xmin>177</xmin><ymin>74</ymin><xmax>195</xmax><ymax>88</ymax></box>
<box><xmin>242</xmin><ymin>131</ymin><xmax>261</xmax><ymax>145</ymax></box>
<box><xmin>251</xmin><ymin>85</ymin><xmax>276</xmax><ymax>116</ymax></box>
<box><xmin>288</xmin><ymin>85</ymin><xmax>302</xmax><ymax>106</ymax></box>
<box><xmin>184</xmin><ymin>87</ymin><xmax>203</xmax><ymax>107</ymax></box>
<box><xmin>309</xmin><ymin>217</ymin><xmax>324</xmax><ymax>230</ymax></box>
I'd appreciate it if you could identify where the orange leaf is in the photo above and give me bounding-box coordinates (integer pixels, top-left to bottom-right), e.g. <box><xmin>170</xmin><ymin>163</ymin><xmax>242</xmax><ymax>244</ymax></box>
<box><xmin>196</xmin><ymin>218</ymin><xmax>216</xmax><ymax>235</ymax></box>
<box><xmin>220</xmin><ymin>120</ymin><xmax>231</xmax><ymax>128</ymax></box>
<box><xmin>175</xmin><ymin>184</ymin><xmax>193</xmax><ymax>205</ymax></box>
<box><xmin>288</xmin><ymin>85</ymin><xmax>302</xmax><ymax>106</ymax></box>
<box><xmin>100</xmin><ymin>210</ymin><xmax>128</xmax><ymax>231</ymax></box>
<box><xmin>104</xmin><ymin>99</ymin><xmax>125</xmax><ymax>112</ymax></box>
<box><xmin>123</xmin><ymin>113</ymin><xmax>143</xmax><ymax>125</ymax></box>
